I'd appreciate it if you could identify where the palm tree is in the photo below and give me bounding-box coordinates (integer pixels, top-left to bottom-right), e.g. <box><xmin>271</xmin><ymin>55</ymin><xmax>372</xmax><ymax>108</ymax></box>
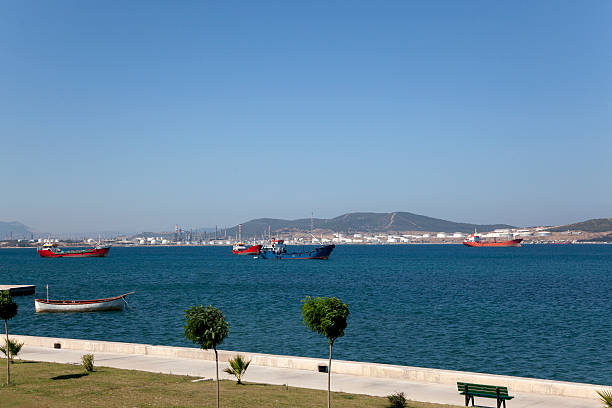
<box><xmin>597</xmin><ymin>389</ymin><xmax>612</xmax><ymax>408</ymax></box>
<box><xmin>224</xmin><ymin>354</ymin><xmax>251</xmax><ymax>384</ymax></box>
<box><xmin>0</xmin><ymin>339</ymin><xmax>24</xmax><ymax>362</ymax></box>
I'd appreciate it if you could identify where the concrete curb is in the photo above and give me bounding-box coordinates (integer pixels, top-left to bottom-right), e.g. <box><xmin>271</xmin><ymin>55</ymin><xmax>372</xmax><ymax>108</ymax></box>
<box><xmin>12</xmin><ymin>334</ymin><xmax>607</xmax><ymax>400</ymax></box>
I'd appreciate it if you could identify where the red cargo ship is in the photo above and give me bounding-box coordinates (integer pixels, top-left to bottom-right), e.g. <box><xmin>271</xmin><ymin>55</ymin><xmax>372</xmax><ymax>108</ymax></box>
<box><xmin>232</xmin><ymin>243</ymin><xmax>262</xmax><ymax>255</ymax></box>
<box><xmin>463</xmin><ymin>233</ymin><xmax>522</xmax><ymax>247</ymax></box>
<box><xmin>37</xmin><ymin>242</ymin><xmax>111</xmax><ymax>258</ymax></box>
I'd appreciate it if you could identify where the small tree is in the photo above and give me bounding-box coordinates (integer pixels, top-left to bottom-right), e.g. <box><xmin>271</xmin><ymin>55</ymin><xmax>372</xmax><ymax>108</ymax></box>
<box><xmin>184</xmin><ymin>305</ymin><xmax>229</xmax><ymax>408</ymax></box>
<box><xmin>81</xmin><ymin>353</ymin><xmax>95</xmax><ymax>372</ymax></box>
<box><xmin>387</xmin><ymin>392</ymin><xmax>408</xmax><ymax>408</ymax></box>
<box><xmin>224</xmin><ymin>354</ymin><xmax>251</xmax><ymax>384</ymax></box>
<box><xmin>0</xmin><ymin>339</ymin><xmax>24</xmax><ymax>362</ymax></box>
<box><xmin>302</xmin><ymin>296</ymin><xmax>349</xmax><ymax>408</ymax></box>
<box><xmin>0</xmin><ymin>291</ymin><xmax>18</xmax><ymax>385</ymax></box>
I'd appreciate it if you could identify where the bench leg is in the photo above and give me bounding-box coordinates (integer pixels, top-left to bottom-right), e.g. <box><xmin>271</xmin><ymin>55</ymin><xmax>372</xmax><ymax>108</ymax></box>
<box><xmin>465</xmin><ymin>394</ymin><xmax>469</xmax><ymax>406</ymax></box>
<box><xmin>471</xmin><ymin>396</ymin><xmax>475</xmax><ymax>407</ymax></box>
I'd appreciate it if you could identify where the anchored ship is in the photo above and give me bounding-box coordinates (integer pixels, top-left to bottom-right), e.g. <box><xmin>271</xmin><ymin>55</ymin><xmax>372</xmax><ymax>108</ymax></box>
<box><xmin>232</xmin><ymin>224</ymin><xmax>262</xmax><ymax>255</ymax></box>
<box><xmin>37</xmin><ymin>242</ymin><xmax>111</xmax><ymax>258</ymax></box>
<box><xmin>463</xmin><ymin>233</ymin><xmax>522</xmax><ymax>247</ymax></box>
<box><xmin>259</xmin><ymin>239</ymin><xmax>335</xmax><ymax>260</ymax></box>
<box><xmin>232</xmin><ymin>242</ymin><xmax>262</xmax><ymax>255</ymax></box>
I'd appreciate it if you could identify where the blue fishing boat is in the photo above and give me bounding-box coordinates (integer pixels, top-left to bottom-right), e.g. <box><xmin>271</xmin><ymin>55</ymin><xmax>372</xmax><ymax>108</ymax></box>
<box><xmin>258</xmin><ymin>239</ymin><xmax>335</xmax><ymax>260</ymax></box>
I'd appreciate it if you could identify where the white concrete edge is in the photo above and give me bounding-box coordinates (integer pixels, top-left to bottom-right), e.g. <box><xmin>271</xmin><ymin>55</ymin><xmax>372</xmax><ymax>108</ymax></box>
<box><xmin>11</xmin><ymin>334</ymin><xmax>609</xmax><ymax>400</ymax></box>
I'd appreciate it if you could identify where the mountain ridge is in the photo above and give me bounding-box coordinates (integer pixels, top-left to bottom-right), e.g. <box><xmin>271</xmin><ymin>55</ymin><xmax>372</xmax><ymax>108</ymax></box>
<box><xmin>227</xmin><ymin>211</ymin><xmax>516</xmax><ymax>237</ymax></box>
<box><xmin>0</xmin><ymin>221</ymin><xmax>33</xmax><ymax>239</ymax></box>
<box><xmin>548</xmin><ymin>218</ymin><xmax>612</xmax><ymax>233</ymax></box>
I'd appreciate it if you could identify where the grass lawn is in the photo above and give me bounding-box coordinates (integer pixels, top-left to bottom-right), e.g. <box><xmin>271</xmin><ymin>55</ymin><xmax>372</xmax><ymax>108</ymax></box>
<box><xmin>0</xmin><ymin>359</ymin><xmax>463</xmax><ymax>408</ymax></box>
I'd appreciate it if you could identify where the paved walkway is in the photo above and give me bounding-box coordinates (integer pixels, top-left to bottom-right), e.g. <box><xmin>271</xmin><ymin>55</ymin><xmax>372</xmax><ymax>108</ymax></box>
<box><xmin>20</xmin><ymin>345</ymin><xmax>599</xmax><ymax>408</ymax></box>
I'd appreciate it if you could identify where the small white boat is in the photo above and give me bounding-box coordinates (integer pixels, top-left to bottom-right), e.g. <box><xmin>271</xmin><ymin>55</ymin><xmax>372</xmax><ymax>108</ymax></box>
<box><xmin>34</xmin><ymin>292</ymin><xmax>134</xmax><ymax>313</ymax></box>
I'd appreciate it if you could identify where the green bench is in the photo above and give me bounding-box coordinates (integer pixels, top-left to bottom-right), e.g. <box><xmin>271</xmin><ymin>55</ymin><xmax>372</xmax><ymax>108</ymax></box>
<box><xmin>457</xmin><ymin>382</ymin><xmax>514</xmax><ymax>408</ymax></box>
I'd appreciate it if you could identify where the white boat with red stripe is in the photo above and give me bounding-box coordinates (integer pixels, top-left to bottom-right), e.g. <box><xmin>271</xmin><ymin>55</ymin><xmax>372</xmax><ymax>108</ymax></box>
<box><xmin>34</xmin><ymin>292</ymin><xmax>134</xmax><ymax>313</ymax></box>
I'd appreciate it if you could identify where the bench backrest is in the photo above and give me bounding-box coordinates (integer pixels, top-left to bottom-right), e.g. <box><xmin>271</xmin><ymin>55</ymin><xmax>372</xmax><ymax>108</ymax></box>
<box><xmin>457</xmin><ymin>382</ymin><xmax>510</xmax><ymax>397</ymax></box>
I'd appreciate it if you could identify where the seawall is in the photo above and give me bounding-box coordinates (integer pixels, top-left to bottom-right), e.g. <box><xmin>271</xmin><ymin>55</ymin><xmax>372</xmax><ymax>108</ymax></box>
<box><xmin>12</xmin><ymin>334</ymin><xmax>606</xmax><ymax>400</ymax></box>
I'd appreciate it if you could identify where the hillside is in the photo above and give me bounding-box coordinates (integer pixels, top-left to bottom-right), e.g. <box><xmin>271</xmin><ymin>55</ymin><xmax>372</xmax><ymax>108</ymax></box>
<box><xmin>0</xmin><ymin>221</ymin><xmax>33</xmax><ymax>239</ymax></box>
<box><xmin>228</xmin><ymin>212</ymin><xmax>514</xmax><ymax>237</ymax></box>
<box><xmin>548</xmin><ymin>218</ymin><xmax>612</xmax><ymax>233</ymax></box>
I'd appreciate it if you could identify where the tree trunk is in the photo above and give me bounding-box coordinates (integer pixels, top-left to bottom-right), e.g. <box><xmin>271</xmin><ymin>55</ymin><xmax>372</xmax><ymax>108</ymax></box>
<box><xmin>214</xmin><ymin>347</ymin><xmax>219</xmax><ymax>408</ymax></box>
<box><xmin>5</xmin><ymin>320</ymin><xmax>9</xmax><ymax>385</ymax></box>
<box><xmin>328</xmin><ymin>341</ymin><xmax>333</xmax><ymax>408</ymax></box>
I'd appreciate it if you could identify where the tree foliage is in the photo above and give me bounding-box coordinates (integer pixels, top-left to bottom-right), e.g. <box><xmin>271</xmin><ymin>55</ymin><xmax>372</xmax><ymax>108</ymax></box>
<box><xmin>598</xmin><ymin>389</ymin><xmax>612</xmax><ymax>408</ymax></box>
<box><xmin>184</xmin><ymin>305</ymin><xmax>229</xmax><ymax>350</ymax></box>
<box><xmin>81</xmin><ymin>353</ymin><xmax>95</xmax><ymax>372</ymax></box>
<box><xmin>301</xmin><ymin>296</ymin><xmax>349</xmax><ymax>344</ymax></box>
<box><xmin>387</xmin><ymin>392</ymin><xmax>408</xmax><ymax>408</ymax></box>
<box><xmin>0</xmin><ymin>291</ymin><xmax>18</xmax><ymax>322</ymax></box>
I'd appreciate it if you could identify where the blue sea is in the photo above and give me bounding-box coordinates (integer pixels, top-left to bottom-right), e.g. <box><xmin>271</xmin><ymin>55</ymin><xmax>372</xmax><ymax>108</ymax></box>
<box><xmin>2</xmin><ymin>245</ymin><xmax>611</xmax><ymax>385</ymax></box>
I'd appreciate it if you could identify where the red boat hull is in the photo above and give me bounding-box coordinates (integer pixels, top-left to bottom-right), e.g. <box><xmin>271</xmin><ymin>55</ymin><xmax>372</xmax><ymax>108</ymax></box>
<box><xmin>463</xmin><ymin>239</ymin><xmax>523</xmax><ymax>247</ymax></box>
<box><xmin>38</xmin><ymin>247</ymin><xmax>111</xmax><ymax>258</ymax></box>
<box><xmin>232</xmin><ymin>245</ymin><xmax>262</xmax><ymax>255</ymax></box>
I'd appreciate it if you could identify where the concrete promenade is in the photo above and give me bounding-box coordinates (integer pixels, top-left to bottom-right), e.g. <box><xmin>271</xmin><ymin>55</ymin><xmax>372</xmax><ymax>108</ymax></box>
<box><xmin>0</xmin><ymin>284</ymin><xmax>36</xmax><ymax>296</ymax></box>
<box><xmin>13</xmin><ymin>335</ymin><xmax>606</xmax><ymax>408</ymax></box>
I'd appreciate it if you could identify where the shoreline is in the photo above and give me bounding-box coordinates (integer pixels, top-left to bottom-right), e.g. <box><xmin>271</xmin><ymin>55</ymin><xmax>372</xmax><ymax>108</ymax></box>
<box><xmin>1</xmin><ymin>241</ymin><xmax>610</xmax><ymax>249</ymax></box>
<box><xmin>9</xmin><ymin>334</ymin><xmax>608</xmax><ymax>402</ymax></box>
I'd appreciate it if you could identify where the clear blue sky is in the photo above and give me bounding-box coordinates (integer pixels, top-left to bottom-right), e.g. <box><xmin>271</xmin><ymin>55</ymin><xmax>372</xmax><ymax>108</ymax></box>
<box><xmin>1</xmin><ymin>1</ymin><xmax>611</xmax><ymax>233</ymax></box>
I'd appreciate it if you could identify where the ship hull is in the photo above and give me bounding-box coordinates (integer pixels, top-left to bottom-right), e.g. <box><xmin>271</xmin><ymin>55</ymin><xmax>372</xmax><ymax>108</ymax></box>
<box><xmin>463</xmin><ymin>239</ymin><xmax>523</xmax><ymax>247</ymax></box>
<box><xmin>34</xmin><ymin>293</ymin><xmax>132</xmax><ymax>313</ymax></box>
<box><xmin>259</xmin><ymin>244</ymin><xmax>335</xmax><ymax>260</ymax></box>
<box><xmin>37</xmin><ymin>246</ymin><xmax>111</xmax><ymax>258</ymax></box>
<box><xmin>232</xmin><ymin>245</ymin><xmax>262</xmax><ymax>255</ymax></box>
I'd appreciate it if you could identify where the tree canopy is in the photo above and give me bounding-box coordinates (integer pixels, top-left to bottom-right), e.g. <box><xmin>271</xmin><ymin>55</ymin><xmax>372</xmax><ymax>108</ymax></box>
<box><xmin>0</xmin><ymin>291</ymin><xmax>18</xmax><ymax>321</ymax></box>
<box><xmin>184</xmin><ymin>305</ymin><xmax>229</xmax><ymax>350</ymax></box>
<box><xmin>302</xmin><ymin>296</ymin><xmax>349</xmax><ymax>344</ymax></box>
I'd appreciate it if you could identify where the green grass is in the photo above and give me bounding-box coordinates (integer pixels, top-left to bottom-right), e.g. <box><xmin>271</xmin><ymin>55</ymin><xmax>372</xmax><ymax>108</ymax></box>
<box><xmin>0</xmin><ymin>359</ymin><xmax>463</xmax><ymax>408</ymax></box>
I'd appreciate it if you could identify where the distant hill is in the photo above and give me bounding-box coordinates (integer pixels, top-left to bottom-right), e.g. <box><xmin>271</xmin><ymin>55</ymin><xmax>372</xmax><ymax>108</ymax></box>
<box><xmin>0</xmin><ymin>221</ymin><xmax>33</xmax><ymax>239</ymax></box>
<box><xmin>228</xmin><ymin>212</ymin><xmax>515</xmax><ymax>237</ymax></box>
<box><xmin>548</xmin><ymin>218</ymin><xmax>612</xmax><ymax>233</ymax></box>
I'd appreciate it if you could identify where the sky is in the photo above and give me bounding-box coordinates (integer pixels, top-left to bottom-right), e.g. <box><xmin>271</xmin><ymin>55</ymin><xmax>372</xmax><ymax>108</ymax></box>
<box><xmin>1</xmin><ymin>0</ymin><xmax>611</xmax><ymax>233</ymax></box>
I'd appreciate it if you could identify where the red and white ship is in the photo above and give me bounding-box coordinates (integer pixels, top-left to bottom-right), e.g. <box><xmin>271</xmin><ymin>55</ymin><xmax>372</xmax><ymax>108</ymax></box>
<box><xmin>231</xmin><ymin>224</ymin><xmax>261</xmax><ymax>255</ymax></box>
<box><xmin>37</xmin><ymin>242</ymin><xmax>111</xmax><ymax>258</ymax></box>
<box><xmin>463</xmin><ymin>233</ymin><xmax>522</xmax><ymax>247</ymax></box>
<box><xmin>232</xmin><ymin>242</ymin><xmax>262</xmax><ymax>255</ymax></box>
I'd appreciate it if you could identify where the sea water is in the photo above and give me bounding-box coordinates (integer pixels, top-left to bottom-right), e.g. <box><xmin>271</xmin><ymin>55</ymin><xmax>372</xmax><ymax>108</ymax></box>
<box><xmin>2</xmin><ymin>244</ymin><xmax>611</xmax><ymax>385</ymax></box>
